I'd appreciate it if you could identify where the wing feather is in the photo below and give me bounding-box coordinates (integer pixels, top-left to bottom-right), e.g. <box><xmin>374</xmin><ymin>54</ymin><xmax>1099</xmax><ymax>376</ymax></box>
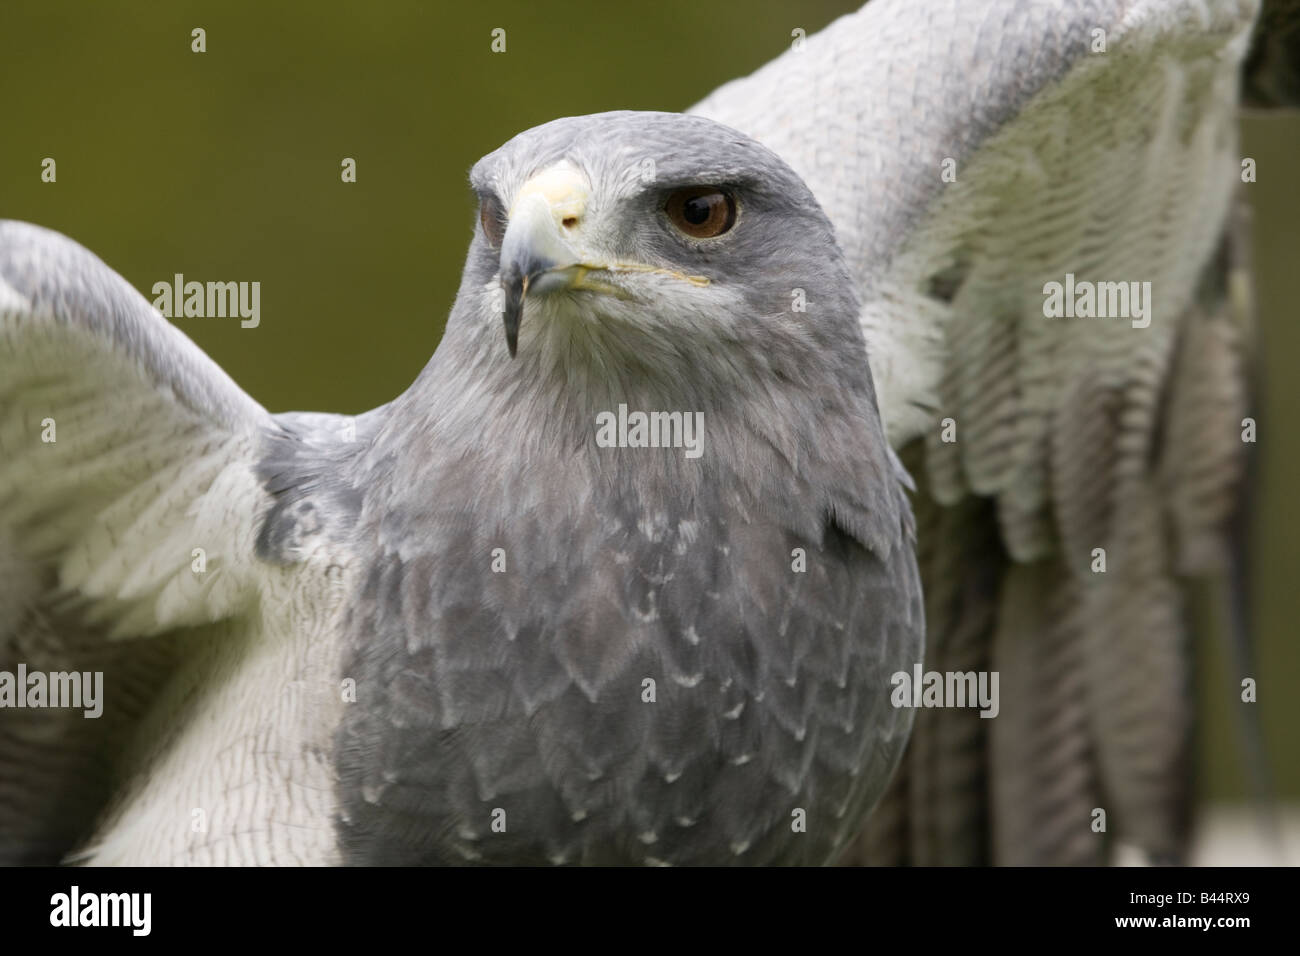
<box><xmin>696</xmin><ymin>0</ymin><xmax>1258</xmax><ymax>862</ymax></box>
<box><xmin>0</xmin><ymin>220</ymin><xmax>276</xmax><ymax>862</ymax></box>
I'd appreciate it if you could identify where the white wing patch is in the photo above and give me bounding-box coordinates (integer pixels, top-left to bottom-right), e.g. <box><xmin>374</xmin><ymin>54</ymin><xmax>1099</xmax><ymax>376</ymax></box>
<box><xmin>0</xmin><ymin>220</ymin><xmax>349</xmax><ymax>864</ymax></box>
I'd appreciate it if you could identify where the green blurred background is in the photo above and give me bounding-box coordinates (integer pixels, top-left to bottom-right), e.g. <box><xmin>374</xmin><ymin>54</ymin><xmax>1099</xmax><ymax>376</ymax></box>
<box><xmin>2</xmin><ymin>1</ymin><xmax>1295</xmax><ymax>803</ymax></box>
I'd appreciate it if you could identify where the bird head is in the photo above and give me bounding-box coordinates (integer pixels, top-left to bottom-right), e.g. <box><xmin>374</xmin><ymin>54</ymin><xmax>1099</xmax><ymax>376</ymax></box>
<box><xmin>459</xmin><ymin>111</ymin><xmax>865</xmax><ymax>387</ymax></box>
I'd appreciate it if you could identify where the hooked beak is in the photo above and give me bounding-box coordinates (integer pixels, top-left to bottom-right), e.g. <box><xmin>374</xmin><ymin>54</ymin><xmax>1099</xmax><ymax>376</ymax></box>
<box><xmin>499</xmin><ymin>163</ymin><xmax>591</xmax><ymax>357</ymax></box>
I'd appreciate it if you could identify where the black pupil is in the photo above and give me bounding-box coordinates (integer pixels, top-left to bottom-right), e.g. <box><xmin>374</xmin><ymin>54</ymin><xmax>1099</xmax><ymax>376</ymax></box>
<box><xmin>683</xmin><ymin>195</ymin><xmax>713</xmax><ymax>225</ymax></box>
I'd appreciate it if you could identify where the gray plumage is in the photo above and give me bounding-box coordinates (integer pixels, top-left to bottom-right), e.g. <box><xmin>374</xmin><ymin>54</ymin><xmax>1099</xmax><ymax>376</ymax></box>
<box><xmin>326</xmin><ymin>114</ymin><xmax>922</xmax><ymax>864</ymax></box>
<box><xmin>692</xmin><ymin>0</ymin><xmax>1264</xmax><ymax>863</ymax></box>
<box><xmin>0</xmin><ymin>112</ymin><xmax>922</xmax><ymax>864</ymax></box>
<box><xmin>1</xmin><ymin>0</ymin><xmax>1275</xmax><ymax>866</ymax></box>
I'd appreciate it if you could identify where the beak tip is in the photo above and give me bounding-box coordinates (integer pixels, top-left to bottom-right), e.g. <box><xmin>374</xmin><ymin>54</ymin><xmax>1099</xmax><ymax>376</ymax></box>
<box><xmin>502</xmin><ymin>289</ymin><xmax>521</xmax><ymax>358</ymax></box>
<box><xmin>500</xmin><ymin>272</ymin><xmax>529</xmax><ymax>359</ymax></box>
<box><xmin>502</xmin><ymin>311</ymin><xmax>520</xmax><ymax>358</ymax></box>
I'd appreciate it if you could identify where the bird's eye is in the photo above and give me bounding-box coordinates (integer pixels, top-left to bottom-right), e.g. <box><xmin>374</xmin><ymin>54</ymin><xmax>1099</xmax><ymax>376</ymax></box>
<box><xmin>479</xmin><ymin>194</ymin><xmax>507</xmax><ymax>248</ymax></box>
<box><xmin>665</xmin><ymin>187</ymin><xmax>736</xmax><ymax>239</ymax></box>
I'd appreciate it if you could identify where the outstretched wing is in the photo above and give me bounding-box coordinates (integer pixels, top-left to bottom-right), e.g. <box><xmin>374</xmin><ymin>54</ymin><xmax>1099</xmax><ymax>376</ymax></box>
<box><xmin>0</xmin><ymin>220</ymin><xmax>277</xmax><ymax>862</ymax></box>
<box><xmin>693</xmin><ymin>0</ymin><xmax>1258</xmax><ymax>862</ymax></box>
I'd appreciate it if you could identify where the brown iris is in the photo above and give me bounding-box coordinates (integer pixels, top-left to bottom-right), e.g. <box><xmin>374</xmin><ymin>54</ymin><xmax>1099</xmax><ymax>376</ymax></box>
<box><xmin>479</xmin><ymin>194</ymin><xmax>506</xmax><ymax>247</ymax></box>
<box><xmin>665</xmin><ymin>187</ymin><xmax>736</xmax><ymax>239</ymax></box>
